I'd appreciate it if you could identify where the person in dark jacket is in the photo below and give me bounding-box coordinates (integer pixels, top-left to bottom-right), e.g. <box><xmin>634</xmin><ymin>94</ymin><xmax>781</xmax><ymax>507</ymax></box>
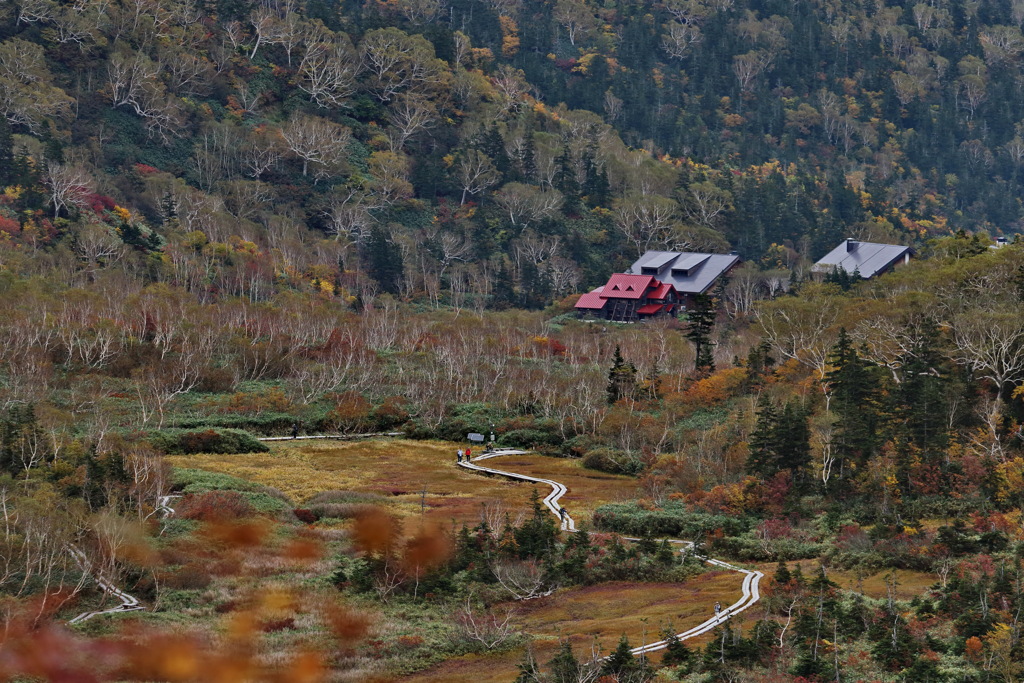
<box><xmin>291</xmin><ymin>422</ymin><xmax>299</xmax><ymax>439</ymax></box>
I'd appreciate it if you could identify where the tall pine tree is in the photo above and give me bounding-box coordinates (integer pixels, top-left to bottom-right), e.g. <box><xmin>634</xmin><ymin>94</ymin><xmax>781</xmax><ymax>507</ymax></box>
<box><xmin>607</xmin><ymin>345</ymin><xmax>637</xmax><ymax>403</ymax></box>
<box><xmin>365</xmin><ymin>225</ymin><xmax>404</xmax><ymax>295</ymax></box>
<box><xmin>685</xmin><ymin>294</ymin><xmax>716</xmax><ymax>374</ymax></box>
<box><xmin>826</xmin><ymin>329</ymin><xmax>884</xmax><ymax>487</ymax></box>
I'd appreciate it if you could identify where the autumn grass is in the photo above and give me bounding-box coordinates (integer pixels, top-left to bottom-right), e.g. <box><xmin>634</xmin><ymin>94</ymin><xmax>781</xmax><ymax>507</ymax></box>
<box><xmin>400</xmin><ymin>571</ymin><xmax>754</xmax><ymax>682</ymax></box>
<box><xmin>166</xmin><ymin>440</ymin><xmax>763</xmax><ymax>680</ymax></box>
<box><xmin>166</xmin><ymin>439</ymin><xmax>640</xmax><ymax>529</ymax></box>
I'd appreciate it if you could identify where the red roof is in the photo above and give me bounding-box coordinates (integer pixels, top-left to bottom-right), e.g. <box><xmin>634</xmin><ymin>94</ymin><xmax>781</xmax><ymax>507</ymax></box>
<box><xmin>575</xmin><ymin>286</ymin><xmax>607</xmax><ymax>310</ymax></box>
<box><xmin>599</xmin><ymin>274</ymin><xmax>656</xmax><ymax>300</ymax></box>
<box><xmin>648</xmin><ymin>282</ymin><xmax>674</xmax><ymax>300</ymax></box>
<box><xmin>637</xmin><ymin>303</ymin><xmax>664</xmax><ymax>315</ymax></box>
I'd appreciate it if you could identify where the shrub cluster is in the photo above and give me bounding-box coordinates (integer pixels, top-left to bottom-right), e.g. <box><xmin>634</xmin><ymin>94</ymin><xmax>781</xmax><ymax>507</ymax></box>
<box><xmin>593</xmin><ymin>501</ymin><xmax>749</xmax><ymax>539</ymax></box>
<box><xmin>149</xmin><ymin>428</ymin><xmax>268</xmax><ymax>455</ymax></box>
<box><xmin>581</xmin><ymin>447</ymin><xmax>643</xmax><ymax>475</ymax></box>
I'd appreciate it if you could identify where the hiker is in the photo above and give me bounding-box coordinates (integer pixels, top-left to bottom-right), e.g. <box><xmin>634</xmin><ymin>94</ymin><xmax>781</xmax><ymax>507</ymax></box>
<box><xmin>559</xmin><ymin>506</ymin><xmax>567</xmax><ymax>522</ymax></box>
<box><xmin>466</xmin><ymin>447</ymin><xmax>472</xmax><ymax>460</ymax></box>
<box><xmin>291</xmin><ymin>422</ymin><xmax>299</xmax><ymax>439</ymax></box>
<box><xmin>457</xmin><ymin>448</ymin><xmax>464</xmax><ymax>463</ymax></box>
<box><xmin>714</xmin><ymin>602</ymin><xmax>722</xmax><ymax>620</ymax></box>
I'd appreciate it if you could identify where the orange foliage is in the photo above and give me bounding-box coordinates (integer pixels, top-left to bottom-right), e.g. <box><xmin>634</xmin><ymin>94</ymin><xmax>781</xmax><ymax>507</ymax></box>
<box><xmin>177</xmin><ymin>490</ymin><xmax>256</xmax><ymax>522</ymax></box>
<box><xmin>327</xmin><ymin>391</ymin><xmax>372</xmax><ymax>432</ymax></box>
<box><xmin>681</xmin><ymin>367</ymin><xmax>747</xmax><ymax>406</ymax></box>
<box><xmin>403</xmin><ymin>524</ymin><xmax>452</xmax><ymax>572</ymax></box>
<box><xmin>0</xmin><ymin>577</ymin><xmax>365</xmax><ymax>683</ymax></box>
<box><xmin>964</xmin><ymin>636</ymin><xmax>984</xmax><ymax>662</ymax></box>
<box><xmin>686</xmin><ymin>476</ymin><xmax>763</xmax><ymax>515</ymax></box>
<box><xmin>499</xmin><ymin>15</ymin><xmax>520</xmax><ymax>56</ymax></box>
<box><xmin>199</xmin><ymin>518</ymin><xmax>273</xmax><ymax>549</ymax></box>
<box><xmin>351</xmin><ymin>508</ymin><xmax>401</xmax><ymax>556</ymax></box>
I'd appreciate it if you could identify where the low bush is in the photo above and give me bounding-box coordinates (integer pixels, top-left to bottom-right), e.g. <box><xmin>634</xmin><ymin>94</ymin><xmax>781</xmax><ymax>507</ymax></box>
<box><xmin>498</xmin><ymin>428</ymin><xmax>560</xmax><ymax>449</ymax></box>
<box><xmin>307</xmin><ymin>490</ymin><xmax>388</xmax><ymax>506</ymax></box>
<box><xmin>581</xmin><ymin>447</ymin><xmax>643</xmax><ymax>475</ymax></box>
<box><xmin>150</xmin><ymin>428</ymin><xmax>268</xmax><ymax>455</ymax></box>
<box><xmin>307</xmin><ymin>502</ymin><xmax>378</xmax><ymax>520</ymax></box>
<box><xmin>176</xmin><ymin>490</ymin><xmax>255</xmax><ymax>521</ymax></box>
<box><xmin>293</xmin><ymin>509</ymin><xmax>316</xmax><ymax>524</ymax></box>
<box><xmin>174</xmin><ymin>468</ymin><xmax>262</xmax><ymax>493</ymax></box>
<box><xmin>710</xmin><ymin>534</ymin><xmax>824</xmax><ymax>562</ymax></box>
<box><xmin>593</xmin><ymin>501</ymin><xmax>750</xmax><ymax>538</ymax></box>
<box><xmin>172</xmin><ymin>469</ymin><xmax>293</xmax><ymax>516</ymax></box>
<box><xmin>163</xmin><ymin>563</ymin><xmax>213</xmax><ymax>590</ymax></box>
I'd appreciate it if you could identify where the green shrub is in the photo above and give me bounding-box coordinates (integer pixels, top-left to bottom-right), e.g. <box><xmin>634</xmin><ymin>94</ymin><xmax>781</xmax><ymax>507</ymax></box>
<box><xmin>581</xmin><ymin>447</ymin><xmax>642</xmax><ymax>475</ymax></box>
<box><xmin>593</xmin><ymin>501</ymin><xmax>749</xmax><ymax>538</ymax></box>
<box><xmin>172</xmin><ymin>468</ymin><xmax>292</xmax><ymax>515</ymax></box>
<box><xmin>150</xmin><ymin>428</ymin><xmax>268</xmax><ymax>454</ymax></box>
<box><xmin>498</xmin><ymin>428</ymin><xmax>560</xmax><ymax>449</ymax></box>
<box><xmin>710</xmin><ymin>534</ymin><xmax>824</xmax><ymax>562</ymax></box>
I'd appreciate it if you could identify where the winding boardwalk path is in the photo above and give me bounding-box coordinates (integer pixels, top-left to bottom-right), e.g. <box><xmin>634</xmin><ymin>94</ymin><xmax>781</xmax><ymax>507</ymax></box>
<box><xmin>459</xmin><ymin>450</ymin><xmax>763</xmax><ymax>656</ymax></box>
<box><xmin>68</xmin><ymin>494</ymin><xmax>179</xmax><ymax>625</ymax></box>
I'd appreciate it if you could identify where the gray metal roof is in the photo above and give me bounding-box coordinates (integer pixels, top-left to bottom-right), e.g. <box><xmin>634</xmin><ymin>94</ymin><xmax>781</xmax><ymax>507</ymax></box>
<box><xmin>813</xmin><ymin>239</ymin><xmax>913</xmax><ymax>279</ymax></box>
<box><xmin>635</xmin><ymin>251</ymin><xmax>678</xmax><ymax>271</ymax></box>
<box><xmin>625</xmin><ymin>250</ymin><xmax>740</xmax><ymax>294</ymax></box>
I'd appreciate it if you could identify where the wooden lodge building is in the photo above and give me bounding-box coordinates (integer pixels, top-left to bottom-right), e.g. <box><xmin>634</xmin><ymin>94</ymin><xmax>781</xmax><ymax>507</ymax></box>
<box><xmin>574</xmin><ymin>274</ymin><xmax>679</xmax><ymax>322</ymax></box>
<box><xmin>575</xmin><ymin>250</ymin><xmax>740</xmax><ymax>322</ymax></box>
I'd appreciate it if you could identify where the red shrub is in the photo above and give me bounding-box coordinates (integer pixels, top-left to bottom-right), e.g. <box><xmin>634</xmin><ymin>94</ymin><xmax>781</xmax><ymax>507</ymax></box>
<box><xmin>177</xmin><ymin>491</ymin><xmax>255</xmax><ymax>522</ymax></box>
<box><xmin>164</xmin><ymin>563</ymin><xmax>212</xmax><ymax>590</ymax></box>
<box><xmin>261</xmin><ymin>617</ymin><xmax>295</xmax><ymax>632</ymax></box>
<box><xmin>0</xmin><ymin>216</ymin><xmax>20</xmax><ymax>235</ymax></box>
<box><xmin>293</xmin><ymin>509</ymin><xmax>316</xmax><ymax>524</ymax></box>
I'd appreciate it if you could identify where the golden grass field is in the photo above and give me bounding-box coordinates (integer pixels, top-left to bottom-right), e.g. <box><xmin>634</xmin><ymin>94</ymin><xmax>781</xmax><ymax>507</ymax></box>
<box><xmin>401</xmin><ymin>571</ymin><xmax>752</xmax><ymax>683</ymax></box>
<box><xmin>166</xmin><ymin>439</ymin><xmax>640</xmax><ymax>529</ymax></box>
<box><xmin>168</xmin><ymin>438</ymin><xmax>937</xmax><ymax>681</ymax></box>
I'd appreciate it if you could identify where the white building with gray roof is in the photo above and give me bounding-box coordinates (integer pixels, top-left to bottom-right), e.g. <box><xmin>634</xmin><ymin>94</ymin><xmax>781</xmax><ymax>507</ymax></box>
<box><xmin>812</xmin><ymin>239</ymin><xmax>913</xmax><ymax>279</ymax></box>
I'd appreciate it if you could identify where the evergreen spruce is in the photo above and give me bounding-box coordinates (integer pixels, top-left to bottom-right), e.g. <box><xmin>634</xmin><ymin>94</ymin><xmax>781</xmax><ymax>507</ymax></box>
<box><xmin>365</xmin><ymin>225</ymin><xmax>404</xmax><ymax>295</ymax></box>
<box><xmin>607</xmin><ymin>345</ymin><xmax>637</xmax><ymax>404</ymax></box>
<box><xmin>0</xmin><ymin>117</ymin><xmax>13</xmax><ymax>187</ymax></box>
<box><xmin>774</xmin><ymin>560</ymin><xmax>792</xmax><ymax>586</ymax></box>
<box><xmin>660</xmin><ymin>627</ymin><xmax>692</xmax><ymax>667</ymax></box>
<box><xmin>514</xmin><ymin>645</ymin><xmax>543</xmax><ymax>683</ymax></box>
<box><xmin>826</xmin><ymin>329</ymin><xmax>884</xmax><ymax>485</ymax></box>
<box><xmin>685</xmin><ymin>294</ymin><xmax>716</xmax><ymax>374</ymax></box>
<box><xmin>548</xmin><ymin>640</ymin><xmax>581</xmax><ymax>683</ymax></box>
<box><xmin>601</xmin><ymin>635</ymin><xmax>641</xmax><ymax>678</ymax></box>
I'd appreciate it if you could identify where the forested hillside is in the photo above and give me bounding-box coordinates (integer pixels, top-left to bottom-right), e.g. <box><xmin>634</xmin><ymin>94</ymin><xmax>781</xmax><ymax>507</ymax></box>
<box><xmin>7</xmin><ymin>0</ymin><xmax>1024</xmax><ymax>681</ymax></box>
<box><xmin>3</xmin><ymin>0</ymin><xmax>1024</xmax><ymax>307</ymax></box>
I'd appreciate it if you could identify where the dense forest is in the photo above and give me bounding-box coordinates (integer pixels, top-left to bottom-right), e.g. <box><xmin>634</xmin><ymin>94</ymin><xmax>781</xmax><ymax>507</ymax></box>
<box><xmin>5</xmin><ymin>0</ymin><xmax>1024</xmax><ymax>680</ymax></box>
<box><xmin>3</xmin><ymin>0</ymin><xmax>1024</xmax><ymax>306</ymax></box>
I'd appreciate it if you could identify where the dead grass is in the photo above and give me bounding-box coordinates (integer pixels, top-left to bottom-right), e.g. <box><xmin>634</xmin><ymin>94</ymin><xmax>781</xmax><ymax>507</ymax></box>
<box><xmin>168</xmin><ymin>441</ymin><xmax>762</xmax><ymax>681</ymax></box>
<box><xmin>166</xmin><ymin>440</ymin><xmax>639</xmax><ymax>529</ymax></box>
<box><xmin>399</xmin><ymin>571</ymin><xmax>756</xmax><ymax>682</ymax></box>
<box><xmin>751</xmin><ymin>560</ymin><xmax>936</xmax><ymax>606</ymax></box>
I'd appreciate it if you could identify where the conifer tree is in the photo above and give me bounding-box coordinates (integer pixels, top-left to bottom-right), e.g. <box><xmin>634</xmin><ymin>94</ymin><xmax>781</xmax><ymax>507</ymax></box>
<box><xmin>365</xmin><ymin>225</ymin><xmax>404</xmax><ymax>295</ymax></box>
<box><xmin>554</xmin><ymin>145</ymin><xmax>581</xmax><ymax>214</ymax></box>
<box><xmin>601</xmin><ymin>634</ymin><xmax>649</xmax><ymax>679</ymax></box>
<box><xmin>826</xmin><ymin>329</ymin><xmax>884</xmax><ymax>482</ymax></box>
<box><xmin>685</xmin><ymin>294</ymin><xmax>716</xmax><ymax>374</ymax></box>
<box><xmin>548</xmin><ymin>640</ymin><xmax>581</xmax><ymax>683</ymax></box>
<box><xmin>514</xmin><ymin>488</ymin><xmax>558</xmax><ymax>558</ymax></box>
<box><xmin>0</xmin><ymin>117</ymin><xmax>13</xmax><ymax>187</ymax></box>
<box><xmin>515</xmin><ymin>645</ymin><xmax>543</xmax><ymax>683</ymax></box>
<box><xmin>660</xmin><ymin>627</ymin><xmax>692</xmax><ymax>667</ymax></box>
<box><xmin>607</xmin><ymin>345</ymin><xmax>637</xmax><ymax>403</ymax></box>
